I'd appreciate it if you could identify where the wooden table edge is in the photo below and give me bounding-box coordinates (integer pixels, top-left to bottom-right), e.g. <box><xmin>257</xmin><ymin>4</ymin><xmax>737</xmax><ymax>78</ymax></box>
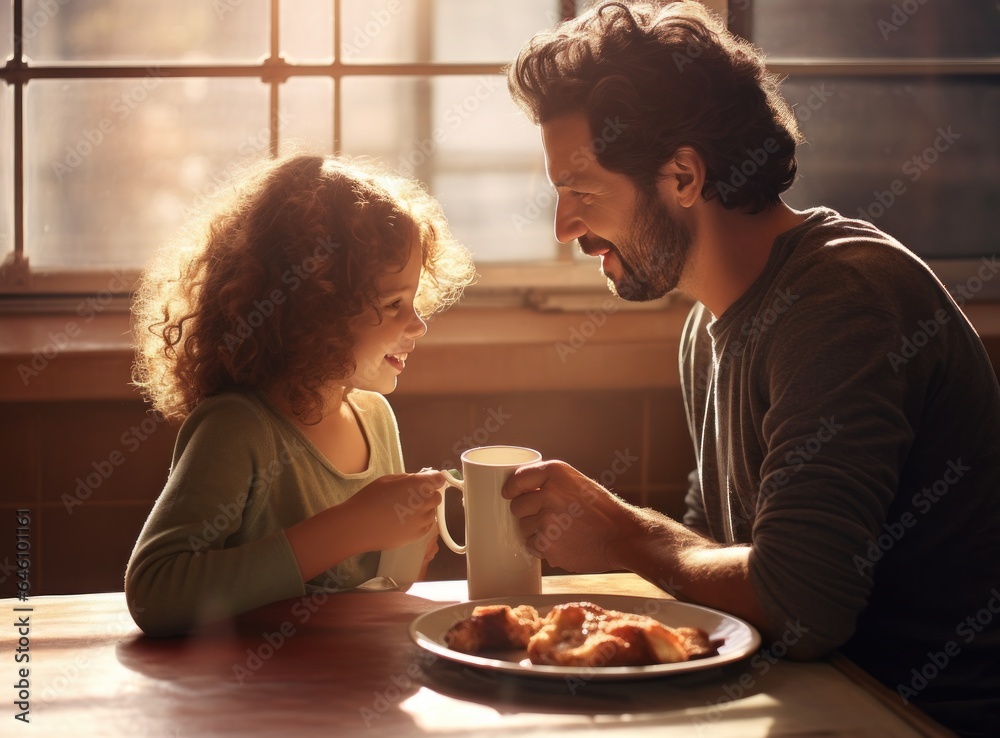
<box><xmin>828</xmin><ymin>652</ymin><xmax>957</xmax><ymax>738</ymax></box>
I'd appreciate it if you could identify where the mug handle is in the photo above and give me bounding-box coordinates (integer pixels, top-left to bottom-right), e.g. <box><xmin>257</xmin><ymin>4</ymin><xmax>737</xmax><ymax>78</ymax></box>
<box><xmin>437</xmin><ymin>477</ymin><xmax>466</xmax><ymax>555</ymax></box>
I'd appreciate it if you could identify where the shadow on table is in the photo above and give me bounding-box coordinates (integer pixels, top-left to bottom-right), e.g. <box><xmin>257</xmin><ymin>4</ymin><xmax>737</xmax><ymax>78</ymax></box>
<box><xmin>114</xmin><ymin>589</ymin><xmax>435</xmax><ymax>681</ymax></box>
<box><xmin>421</xmin><ymin>656</ymin><xmax>768</xmax><ymax>718</ymax></box>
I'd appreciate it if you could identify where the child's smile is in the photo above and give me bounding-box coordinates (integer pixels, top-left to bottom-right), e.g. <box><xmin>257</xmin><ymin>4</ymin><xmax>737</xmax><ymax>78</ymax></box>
<box><xmin>347</xmin><ymin>236</ymin><xmax>427</xmax><ymax>394</ymax></box>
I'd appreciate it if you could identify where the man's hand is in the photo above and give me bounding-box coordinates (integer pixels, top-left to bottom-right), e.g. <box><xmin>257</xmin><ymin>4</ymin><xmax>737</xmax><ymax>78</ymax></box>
<box><xmin>502</xmin><ymin>459</ymin><xmax>773</xmax><ymax>638</ymax></box>
<box><xmin>501</xmin><ymin>460</ymin><xmax>641</xmax><ymax>572</ymax></box>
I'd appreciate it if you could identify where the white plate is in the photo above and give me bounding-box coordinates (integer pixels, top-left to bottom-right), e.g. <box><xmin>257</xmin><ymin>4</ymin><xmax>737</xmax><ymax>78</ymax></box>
<box><xmin>409</xmin><ymin>593</ymin><xmax>761</xmax><ymax>681</ymax></box>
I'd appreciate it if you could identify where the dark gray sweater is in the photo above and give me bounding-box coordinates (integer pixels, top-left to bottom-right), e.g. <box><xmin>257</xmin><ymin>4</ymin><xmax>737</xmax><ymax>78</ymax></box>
<box><xmin>680</xmin><ymin>207</ymin><xmax>1000</xmax><ymax>735</ymax></box>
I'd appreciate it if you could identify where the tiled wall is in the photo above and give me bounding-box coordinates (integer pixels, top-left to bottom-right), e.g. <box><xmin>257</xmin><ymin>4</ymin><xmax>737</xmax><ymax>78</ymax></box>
<box><xmin>0</xmin><ymin>388</ymin><xmax>695</xmax><ymax>597</ymax></box>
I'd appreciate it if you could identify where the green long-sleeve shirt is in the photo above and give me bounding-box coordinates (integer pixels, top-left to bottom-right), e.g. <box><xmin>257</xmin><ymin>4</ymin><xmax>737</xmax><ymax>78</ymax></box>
<box><xmin>125</xmin><ymin>389</ymin><xmax>403</xmax><ymax>637</ymax></box>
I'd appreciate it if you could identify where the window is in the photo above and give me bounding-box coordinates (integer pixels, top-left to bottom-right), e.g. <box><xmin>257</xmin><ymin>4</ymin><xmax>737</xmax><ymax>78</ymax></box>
<box><xmin>730</xmin><ymin>0</ymin><xmax>1000</xmax><ymax>298</ymax></box>
<box><xmin>5</xmin><ymin>1</ymin><xmax>994</xmax><ymax>301</ymax></box>
<box><xmin>1</xmin><ymin>0</ymin><xmax>596</xmax><ymax>297</ymax></box>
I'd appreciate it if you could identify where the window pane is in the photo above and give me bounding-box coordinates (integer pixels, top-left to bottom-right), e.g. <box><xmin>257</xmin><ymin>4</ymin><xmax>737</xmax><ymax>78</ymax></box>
<box><xmin>341</xmin><ymin>75</ymin><xmax>555</xmax><ymax>263</ymax></box>
<box><xmin>435</xmin><ymin>171</ymin><xmax>556</xmax><ymax>263</ymax></box>
<box><xmin>751</xmin><ymin>0</ymin><xmax>1000</xmax><ymax>59</ymax></box>
<box><xmin>341</xmin><ymin>76</ymin><xmax>419</xmax><ymax>156</ymax></box>
<box><xmin>780</xmin><ymin>77</ymin><xmax>1000</xmax><ymax>258</ymax></box>
<box><xmin>281</xmin><ymin>0</ymin><xmax>333</xmax><ymax>62</ymax></box>
<box><xmin>1</xmin><ymin>83</ymin><xmax>12</xmax><ymax>257</ymax></box>
<box><xmin>429</xmin><ymin>76</ymin><xmax>554</xmax><ymax>262</ymax></box>
<box><xmin>432</xmin><ymin>0</ymin><xmax>558</xmax><ymax>63</ymax></box>
<box><xmin>25</xmin><ymin>78</ymin><xmax>268</xmax><ymax>269</ymax></box>
<box><xmin>342</xmin><ymin>0</ymin><xmax>559</xmax><ymax>63</ymax></box>
<box><xmin>1</xmin><ymin>0</ymin><xmax>11</xmax><ymax>62</ymax></box>
<box><xmin>340</xmin><ymin>0</ymin><xmax>417</xmax><ymax>63</ymax></box>
<box><xmin>22</xmin><ymin>0</ymin><xmax>269</xmax><ymax>64</ymax></box>
<box><xmin>279</xmin><ymin>76</ymin><xmax>334</xmax><ymax>155</ymax></box>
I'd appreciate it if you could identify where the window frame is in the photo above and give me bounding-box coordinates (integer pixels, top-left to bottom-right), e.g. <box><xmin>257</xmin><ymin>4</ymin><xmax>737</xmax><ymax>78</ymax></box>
<box><xmin>4</xmin><ymin>1</ymin><xmax>995</xmax><ymax>303</ymax></box>
<box><xmin>729</xmin><ymin>1</ymin><xmax>1000</xmax><ymax>301</ymax></box>
<box><xmin>1</xmin><ymin>0</ymin><xmax>597</xmax><ymax>301</ymax></box>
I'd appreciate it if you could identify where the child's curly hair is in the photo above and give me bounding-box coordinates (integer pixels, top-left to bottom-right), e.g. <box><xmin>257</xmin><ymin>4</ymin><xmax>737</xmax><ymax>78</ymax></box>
<box><xmin>132</xmin><ymin>154</ymin><xmax>476</xmax><ymax>423</ymax></box>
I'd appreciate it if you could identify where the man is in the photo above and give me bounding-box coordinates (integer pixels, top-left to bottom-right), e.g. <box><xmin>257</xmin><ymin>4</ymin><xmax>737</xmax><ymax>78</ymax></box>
<box><xmin>501</xmin><ymin>2</ymin><xmax>1000</xmax><ymax>734</ymax></box>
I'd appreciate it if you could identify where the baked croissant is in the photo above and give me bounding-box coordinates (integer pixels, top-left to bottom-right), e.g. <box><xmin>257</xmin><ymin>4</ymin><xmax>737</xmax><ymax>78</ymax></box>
<box><xmin>443</xmin><ymin>604</ymin><xmax>542</xmax><ymax>653</ymax></box>
<box><xmin>443</xmin><ymin>601</ymin><xmax>721</xmax><ymax>666</ymax></box>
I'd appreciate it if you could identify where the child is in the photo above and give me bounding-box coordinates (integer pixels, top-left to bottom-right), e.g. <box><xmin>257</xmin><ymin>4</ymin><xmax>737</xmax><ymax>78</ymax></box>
<box><xmin>126</xmin><ymin>155</ymin><xmax>476</xmax><ymax>637</ymax></box>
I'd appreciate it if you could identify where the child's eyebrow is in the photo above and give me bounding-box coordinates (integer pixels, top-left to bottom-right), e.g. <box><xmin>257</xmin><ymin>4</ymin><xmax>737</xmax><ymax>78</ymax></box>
<box><xmin>378</xmin><ymin>277</ymin><xmax>419</xmax><ymax>294</ymax></box>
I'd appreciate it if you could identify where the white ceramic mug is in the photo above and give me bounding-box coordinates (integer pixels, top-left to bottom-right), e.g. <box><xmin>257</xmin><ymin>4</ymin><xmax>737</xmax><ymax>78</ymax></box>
<box><xmin>375</xmin><ymin>525</ymin><xmax>436</xmax><ymax>590</ymax></box>
<box><xmin>439</xmin><ymin>445</ymin><xmax>543</xmax><ymax>600</ymax></box>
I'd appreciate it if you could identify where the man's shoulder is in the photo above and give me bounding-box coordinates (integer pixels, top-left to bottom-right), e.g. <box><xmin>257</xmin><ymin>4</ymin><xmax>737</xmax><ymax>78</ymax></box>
<box><xmin>779</xmin><ymin>208</ymin><xmax>943</xmax><ymax>312</ymax></box>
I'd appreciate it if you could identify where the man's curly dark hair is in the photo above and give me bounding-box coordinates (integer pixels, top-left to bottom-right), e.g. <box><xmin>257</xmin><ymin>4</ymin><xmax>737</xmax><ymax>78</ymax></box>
<box><xmin>507</xmin><ymin>0</ymin><xmax>803</xmax><ymax>211</ymax></box>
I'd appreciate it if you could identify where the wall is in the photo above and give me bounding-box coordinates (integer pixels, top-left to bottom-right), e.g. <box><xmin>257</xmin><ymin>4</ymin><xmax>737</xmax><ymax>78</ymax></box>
<box><xmin>0</xmin><ymin>387</ymin><xmax>694</xmax><ymax>597</ymax></box>
<box><xmin>2</xmin><ymin>300</ymin><xmax>998</xmax><ymax>598</ymax></box>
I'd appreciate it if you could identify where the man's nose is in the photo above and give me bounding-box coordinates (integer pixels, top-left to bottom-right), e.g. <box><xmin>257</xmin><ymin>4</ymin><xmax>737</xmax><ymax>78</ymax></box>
<box><xmin>554</xmin><ymin>194</ymin><xmax>588</xmax><ymax>245</ymax></box>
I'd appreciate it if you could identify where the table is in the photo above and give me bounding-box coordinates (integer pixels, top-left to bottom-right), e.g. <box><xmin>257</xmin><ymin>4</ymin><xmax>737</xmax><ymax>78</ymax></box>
<box><xmin>2</xmin><ymin>574</ymin><xmax>955</xmax><ymax>737</ymax></box>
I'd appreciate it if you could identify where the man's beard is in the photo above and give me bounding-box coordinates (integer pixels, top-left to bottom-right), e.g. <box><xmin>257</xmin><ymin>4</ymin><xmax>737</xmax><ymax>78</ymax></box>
<box><xmin>581</xmin><ymin>190</ymin><xmax>692</xmax><ymax>302</ymax></box>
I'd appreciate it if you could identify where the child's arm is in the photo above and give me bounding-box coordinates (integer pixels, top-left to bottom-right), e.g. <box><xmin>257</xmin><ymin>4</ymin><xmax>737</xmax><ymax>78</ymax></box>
<box><xmin>125</xmin><ymin>397</ymin><xmax>306</xmax><ymax>637</ymax></box>
<box><xmin>284</xmin><ymin>470</ymin><xmax>447</xmax><ymax>582</ymax></box>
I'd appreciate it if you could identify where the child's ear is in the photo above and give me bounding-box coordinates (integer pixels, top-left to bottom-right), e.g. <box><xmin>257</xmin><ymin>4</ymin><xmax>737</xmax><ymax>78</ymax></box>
<box><xmin>656</xmin><ymin>147</ymin><xmax>705</xmax><ymax>209</ymax></box>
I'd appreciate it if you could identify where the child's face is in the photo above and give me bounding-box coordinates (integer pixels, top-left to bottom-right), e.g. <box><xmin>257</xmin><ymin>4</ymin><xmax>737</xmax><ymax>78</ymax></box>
<box><xmin>346</xmin><ymin>237</ymin><xmax>427</xmax><ymax>395</ymax></box>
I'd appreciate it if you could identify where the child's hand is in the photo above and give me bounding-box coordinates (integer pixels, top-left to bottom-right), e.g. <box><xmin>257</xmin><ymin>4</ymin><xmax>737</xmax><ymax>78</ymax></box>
<box><xmin>344</xmin><ymin>470</ymin><xmax>448</xmax><ymax>552</ymax></box>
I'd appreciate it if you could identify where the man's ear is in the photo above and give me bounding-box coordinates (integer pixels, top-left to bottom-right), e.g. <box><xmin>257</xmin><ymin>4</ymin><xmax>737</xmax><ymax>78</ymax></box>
<box><xmin>657</xmin><ymin>147</ymin><xmax>705</xmax><ymax>209</ymax></box>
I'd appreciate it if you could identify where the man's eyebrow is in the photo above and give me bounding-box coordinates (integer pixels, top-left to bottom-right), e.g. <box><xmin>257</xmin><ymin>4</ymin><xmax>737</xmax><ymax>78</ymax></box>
<box><xmin>551</xmin><ymin>176</ymin><xmax>598</xmax><ymax>189</ymax></box>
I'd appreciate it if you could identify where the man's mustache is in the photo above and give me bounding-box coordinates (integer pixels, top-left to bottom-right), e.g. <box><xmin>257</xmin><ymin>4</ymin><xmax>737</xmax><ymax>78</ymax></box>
<box><xmin>578</xmin><ymin>234</ymin><xmax>616</xmax><ymax>257</ymax></box>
